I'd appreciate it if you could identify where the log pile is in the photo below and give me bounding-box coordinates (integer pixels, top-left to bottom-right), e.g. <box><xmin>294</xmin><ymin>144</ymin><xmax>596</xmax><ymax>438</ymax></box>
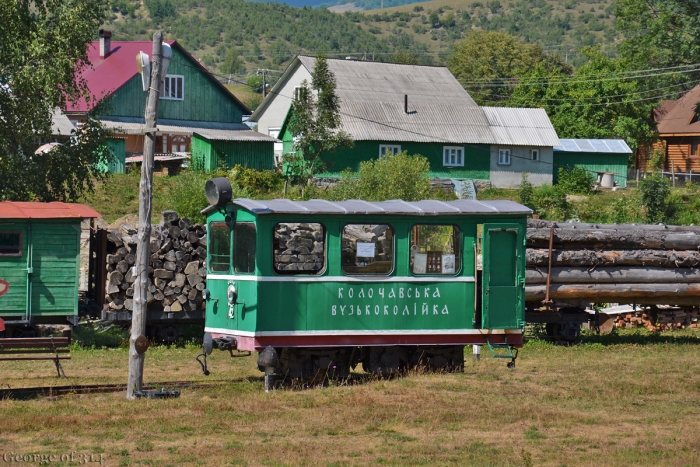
<box><xmin>525</xmin><ymin>220</ymin><xmax>700</xmax><ymax>307</ymax></box>
<box><xmin>274</xmin><ymin>223</ymin><xmax>324</xmax><ymax>272</ymax></box>
<box><xmin>104</xmin><ymin>211</ymin><xmax>207</xmax><ymax>313</ymax></box>
<box><xmin>612</xmin><ymin>308</ymin><xmax>700</xmax><ymax>331</ymax></box>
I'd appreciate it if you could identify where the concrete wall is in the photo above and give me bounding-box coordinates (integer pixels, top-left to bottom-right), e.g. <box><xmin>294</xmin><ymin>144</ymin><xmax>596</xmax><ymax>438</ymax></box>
<box><xmin>490</xmin><ymin>145</ymin><xmax>553</xmax><ymax>188</ymax></box>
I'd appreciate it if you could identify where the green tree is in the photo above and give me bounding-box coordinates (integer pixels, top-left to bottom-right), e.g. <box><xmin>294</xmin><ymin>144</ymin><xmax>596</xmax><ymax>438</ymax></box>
<box><xmin>615</xmin><ymin>0</ymin><xmax>700</xmax><ymax>68</ymax></box>
<box><xmin>285</xmin><ymin>55</ymin><xmax>353</xmax><ymax>196</ymax></box>
<box><xmin>447</xmin><ymin>31</ymin><xmax>572</xmax><ymax>105</ymax></box>
<box><xmin>221</xmin><ymin>49</ymin><xmax>244</xmax><ymax>76</ymax></box>
<box><xmin>329</xmin><ymin>151</ymin><xmax>432</xmax><ymax>201</ymax></box>
<box><xmin>640</xmin><ymin>174</ymin><xmax>670</xmax><ymax>223</ymax></box>
<box><xmin>391</xmin><ymin>51</ymin><xmax>419</xmax><ymax>65</ymax></box>
<box><xmin>510</xmin><ymin>48</ymin><xmax>657</xmax><ymax>151</ymax></box>
<box><xmin>0</xmin><ymin>0</ymin><xmax>111</xmax><ymax>201</ymax></box>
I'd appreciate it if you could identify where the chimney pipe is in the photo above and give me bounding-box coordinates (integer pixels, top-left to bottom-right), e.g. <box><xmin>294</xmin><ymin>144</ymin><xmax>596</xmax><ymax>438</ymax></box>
<box><xmin>99</xmin><ymin>29</ymin><xmax>112</xmax><ymax>59</ymax></box>
<box><xmin>404</xmin><ymin>94</ymin><xmax>408</xmax><ymax>114</ymax></box>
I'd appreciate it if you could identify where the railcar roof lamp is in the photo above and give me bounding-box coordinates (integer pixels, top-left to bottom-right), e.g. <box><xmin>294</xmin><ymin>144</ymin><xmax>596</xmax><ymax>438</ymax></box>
<box><xmin>205</xmin><ymin>177</ymin><xmax>233</xmax><ymax>208</ymax></box>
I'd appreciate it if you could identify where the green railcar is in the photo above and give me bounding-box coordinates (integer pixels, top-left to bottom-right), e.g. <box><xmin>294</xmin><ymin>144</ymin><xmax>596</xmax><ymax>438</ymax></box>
<box><xmin>199</xmin><ymin>179</ymin><xmax>530</xmax><ymax>383</ymax></box>
<box><xmin>0</xmin><ymin>202</ymin><xmax>101</xmax><ymax>335</ymax></box>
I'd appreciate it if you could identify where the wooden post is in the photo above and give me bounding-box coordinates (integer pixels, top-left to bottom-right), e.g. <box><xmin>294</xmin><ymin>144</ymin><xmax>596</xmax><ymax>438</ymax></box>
<box><xmin>127</xmin><ymin>31</ymin><xmax>163</xmax><ymax>400</ymax></box>
<box><xmin>672</xmin><ymin>160</ymin><xmax>675</xmax><ymax>188</ymax></box>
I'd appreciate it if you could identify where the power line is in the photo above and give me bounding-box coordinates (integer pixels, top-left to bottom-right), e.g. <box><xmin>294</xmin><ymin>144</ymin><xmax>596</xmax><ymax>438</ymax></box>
<box><xmin>456</xmin><ymin>66</ymin><xmax>700</xmax><ymax>88</ymax></box>
<box><xmin>171</xmin><ymin>57</ymin><xmax>655</xmax><ymax>181</ymax></box>
<box><xmin>455</xmin><ymin>62</ymin><xmax>700</xmax><ymax>85</ymax></box>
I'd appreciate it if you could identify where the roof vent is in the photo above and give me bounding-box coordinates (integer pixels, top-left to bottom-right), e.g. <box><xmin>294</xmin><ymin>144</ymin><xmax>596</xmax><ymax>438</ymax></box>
<box><xmin>99</xmin><ymin>29</ymin><xmax>112</xmax><ymax>59</ymax></box>
<box><xmin>404</xmin><ymin>94</ymin><xmax>408</xmax><ymax>114</ymax></box>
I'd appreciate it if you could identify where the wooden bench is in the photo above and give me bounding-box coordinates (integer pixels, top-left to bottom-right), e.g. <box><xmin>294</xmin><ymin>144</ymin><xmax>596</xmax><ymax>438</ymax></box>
<box><xmin>0</xmin><ymin>334</ymin><xmax>71</xmax><ymax>378</ymax></box>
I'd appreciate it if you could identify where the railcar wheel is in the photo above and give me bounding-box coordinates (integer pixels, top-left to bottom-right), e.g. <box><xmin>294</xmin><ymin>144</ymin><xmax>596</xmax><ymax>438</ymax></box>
<box><xmin>545</xmin><ymin>322</ymin><xmax>581</xmax><ymax>344</ymax></box>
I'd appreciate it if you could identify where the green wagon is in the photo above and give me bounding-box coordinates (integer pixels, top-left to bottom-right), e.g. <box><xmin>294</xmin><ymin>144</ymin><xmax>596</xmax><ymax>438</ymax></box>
<box><xmin>0</xmin><ymin>202</ymin><xmax>100</xmax><ymax>335</ymax></box>
<box><xmin>199</xmin><ymin>179</ymin><xmax>530</xmax><ymax>383</ymax></box>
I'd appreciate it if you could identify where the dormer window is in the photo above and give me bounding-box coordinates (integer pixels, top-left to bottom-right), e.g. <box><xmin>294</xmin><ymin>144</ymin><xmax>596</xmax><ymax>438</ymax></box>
<box><xmin>161</xmin><ymin>75</ymin><xmax>184</xmax><ymax>100</ymax></box>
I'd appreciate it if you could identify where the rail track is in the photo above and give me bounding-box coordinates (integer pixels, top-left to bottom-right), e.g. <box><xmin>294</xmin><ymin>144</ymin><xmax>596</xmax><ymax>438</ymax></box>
<box><xmin>0</xmin><ymin>380</ymin><xmax>217</xmax><ymax>400</ymax></box>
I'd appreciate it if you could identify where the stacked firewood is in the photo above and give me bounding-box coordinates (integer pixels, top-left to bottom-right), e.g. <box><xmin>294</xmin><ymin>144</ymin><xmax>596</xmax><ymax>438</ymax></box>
<box><xmin>273</xmin><ymin>223</ymin><xmax>324</xmax><ymax>272</ymax></box>
<box><xmin>104</xmin><ymin>211</ymin><xmax>207</xmax><ymax>313</ymax></box>
<box><xmin>525</xmin><ymin>220</ymin><xmax>700</xmax><ymax>307</ymax></box>
<box><xmin>613</xmin><ymin>308</ymin><xmax>700</xmax><ymax>331</ymax></box>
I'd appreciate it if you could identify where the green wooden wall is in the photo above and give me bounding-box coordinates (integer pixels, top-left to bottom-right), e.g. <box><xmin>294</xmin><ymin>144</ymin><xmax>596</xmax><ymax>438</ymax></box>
<box><xmin>191</xmin><ymin>134</ymin><xmax>274</xmax><ymax>171</ymax></box>
<box><xmin>103</xmin><ymin>46</ymin><xmax>245</xmax><ymax>123</ymax></box>
<box><xmin>0</xmin><ymin>220</ymin><xmax>80</xmax><ymax>319</ymax></box>
<box><xmin>281</xmin><ymin>129</ymin><xmax>491</xmax><ymax>179</ymax></box>
<box><xmin>553</xmin><ymin>152</ymin><xmax>629</xmax><ymax>187</ymax></box>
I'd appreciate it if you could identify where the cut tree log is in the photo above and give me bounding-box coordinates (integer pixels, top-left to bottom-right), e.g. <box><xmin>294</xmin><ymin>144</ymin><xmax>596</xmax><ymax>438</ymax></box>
<box><xmin>526</xmin><ymin>249</ymin><xmax>700</xmax><ymax>268</ymax></box>
<box><xmin>528</xmin><ymin>219</ymin><xmax>700</xmax><ymax>232</ymax></box>
<box><xmin>526</xmin><ymin>266</ymin><xmax>700</xmax><ymax>284</ymax></box>
<box><xmin>527</xmin><ymin>229</ymin><xmax>700</xmax><ymax>250</ymax></box>
<box><xmin>525</xmin><ymin>283</ymin><xmax>700</xmax><ymax>301</ymax></box>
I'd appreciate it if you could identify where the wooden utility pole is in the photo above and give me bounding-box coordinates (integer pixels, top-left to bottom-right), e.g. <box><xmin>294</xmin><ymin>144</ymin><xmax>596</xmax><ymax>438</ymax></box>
<box><xmin>127</xmin><ymin>31</ymin><xmax>163</xmax><ymax>400</ymax></box>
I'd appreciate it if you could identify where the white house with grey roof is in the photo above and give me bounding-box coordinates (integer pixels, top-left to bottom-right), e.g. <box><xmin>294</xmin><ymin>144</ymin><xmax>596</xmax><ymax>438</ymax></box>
<box><xmin>257</xmin><ymin>55</ymin><xmax>560</xmax><ymax>188</ymax></box>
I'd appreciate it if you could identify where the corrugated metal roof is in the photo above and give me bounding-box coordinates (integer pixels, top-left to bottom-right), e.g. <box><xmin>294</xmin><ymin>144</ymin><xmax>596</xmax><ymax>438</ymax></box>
<box><xmin>340</xmin><ymin>102</ymin><xmax>493</xmax><ymax>143</ymax></box>
<box><xmin>194</xmin><ymin>130</ymin><xmax>278</xmax><ymax>142</ymax></box>
<box><xmin>0</xmin><ymin>202</ymin><xmax>101</xmax><ymax>219</ymax></box>
<box><xmin>228</xmin><ymin>198</ymin><xmax>531</xmax><ymax>216</ymax></box>
<box><xmin>125</xmin><ymin>154</ymin><xmax>189</xmax><ymax>163</ymax></box>
<box><xmin>100</xmin><ymin>118</ymin><xmax>275</xmax><ymax>142</ymax></box>
<box><xmin>51</xmin><ymin>108</ymin><xmax>75</xmax><ymax>136</ymax></box>
<box><xmin>553</xmin><ymin>139</ymin><xmax>633</xmax><ymax>154</ymax></box>
<box><xmin>299</xmin><ymin>56</ymin><xmax>479</xmax><ymax>107</ymax></box>
<box><xmin>482</xmin><ymin>107</ymin><xmax>560</xmax><ymax>147</ymax></box>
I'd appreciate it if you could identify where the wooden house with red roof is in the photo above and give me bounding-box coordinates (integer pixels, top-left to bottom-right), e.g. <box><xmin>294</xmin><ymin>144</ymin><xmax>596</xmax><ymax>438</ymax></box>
<box><xmin>637</xmin><ymin>85</ymin><xmax>700</xmax><ymax>174</ymax></box>
<box><xmin>64</xmin><ymin>31</ymin><xmax>277</xmax><ymax>174</ymax></box>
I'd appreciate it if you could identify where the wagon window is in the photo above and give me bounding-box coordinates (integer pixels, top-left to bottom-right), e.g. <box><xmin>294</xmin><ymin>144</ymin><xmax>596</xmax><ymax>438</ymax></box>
<box><xmin>208</xmin><ymin>222</ymin><xmax>230</xmax><ymax>273</ymax></box>
<box><xmin>234</xmin><ymin>223</ymin><xmax>256</xmax><ymax>274</ymax></box>
<box><xmin>341</xmin><ymin>224</ymin><xmax>393</xmax><ymax>275</ymax></box>
<box><xmin>410</xmin><ymin>225</ymin><xmax>461</xmax><ymax>275</ymax></box>
<box><xmin>0</xmin><ymin>232</ymin><xmax>21</xmax><ymax>256</ymax></box>
<box><xmin>273</xmin><ymin>223</ymin><xmax>325</xmax><ymax>274</ymax></box>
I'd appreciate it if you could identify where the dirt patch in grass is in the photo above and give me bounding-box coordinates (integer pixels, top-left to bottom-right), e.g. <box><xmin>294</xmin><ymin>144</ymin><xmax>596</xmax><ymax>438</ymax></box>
<box><xmin>1</xmin><ymin>333</ymin><xmax>700</xmax><ymax>466</ymax></box>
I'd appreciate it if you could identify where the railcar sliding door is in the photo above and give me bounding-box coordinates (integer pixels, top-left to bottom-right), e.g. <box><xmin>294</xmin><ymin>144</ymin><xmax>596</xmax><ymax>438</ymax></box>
<box><xmin>481</xmin><ymin>224</ymin><xmax>524</xmax><ymax>329</ymax></box>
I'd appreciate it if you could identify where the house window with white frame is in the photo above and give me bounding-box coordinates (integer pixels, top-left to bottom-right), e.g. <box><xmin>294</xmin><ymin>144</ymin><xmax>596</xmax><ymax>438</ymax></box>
<box><xmin>498</xmin><ymin>148</ymin><xmax>511</xmax><ymax>165</ymax></box>
<box><xmin>161</xmin><ymin>75</ymin><xmax>184</xmax><ymax>100</ymax></box>
<box><xmin>531</xmin><ymin>149</ymin><xmax>540</xmax><ymax>161</ymax></box>
<box><xmin>443</xmin><ymin>146</ymin><xmax>464</xmax><ymax>166</ymax></box>
<box><xmin>379</xmin><ymin>145</ymin><xmax>401</xmax><ymax>158</ymax></box>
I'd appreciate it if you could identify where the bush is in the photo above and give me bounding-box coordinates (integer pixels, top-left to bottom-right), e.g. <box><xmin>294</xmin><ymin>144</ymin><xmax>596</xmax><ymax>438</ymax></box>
<box><xmin>531</xmin><ymin>184</ymin><xmax>569</xmax><ymax>219</ymax></box>
<box><xmin>163</xmin><ymin>169</ymin><xmax>251</xmax><ymax>224</ymax></box>
<box><xmin>640</xmin><ymin>174</ymin><xmax>670</xmax><ymax>223</ymax></box>
<box><xmin>557</xmin><ymin>165</ymin><xmax>594</xmax><ymax>194</ymax></box>
<box><xmin>228</xmin><ymin>165</ymin><xmax>283</xmax><ymax>195</ymax></box>
<box><xmin>518</xmin><ymin>172</ymin><xmax>534</xmax><ymax>208</ymax></box>
<box><xmin>327</xmin><ymin>151</ymin><xmax>433</xmax><ymax>201</ymax></box>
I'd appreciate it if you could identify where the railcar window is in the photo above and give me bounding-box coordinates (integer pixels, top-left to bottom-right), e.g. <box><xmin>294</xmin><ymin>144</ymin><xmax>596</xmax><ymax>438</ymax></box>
<box><xmin>273</xmin><ymin>223</ymin><xmax>325</xmax><ymax>274</ymax></box>
<box><xmin>234</xmin><ymin>223</ymin><xmax>256</xmax><ymax>274</ymax></box>
<box><xmin>0</xmin><ymin>232</ymin><xmax>21</xmax><ymax>256</ymax></box>
<box><xmin>341</xmin><ymin>224</ymin><xmax>393</xmax><ymax>275</ymax></box>
<box><xmin>410</xmin><ymin>225</ymin><xmax>461</xmax><ymax>275</ymax></box>
<box><xmin>208</xmin><ymin>222</ymin><xmax>230</xmax><ymax>273</ymax></box>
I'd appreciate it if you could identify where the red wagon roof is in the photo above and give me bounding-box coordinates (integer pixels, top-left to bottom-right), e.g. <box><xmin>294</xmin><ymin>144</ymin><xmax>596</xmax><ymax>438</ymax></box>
<box><xmin>0</xmin><ymin>202</ymin><xmax>101</xmax><ymax>219</ymax></box>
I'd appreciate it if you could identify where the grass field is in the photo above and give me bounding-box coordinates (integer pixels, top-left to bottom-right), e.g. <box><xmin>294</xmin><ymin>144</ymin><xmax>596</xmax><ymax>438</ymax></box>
<box><xmin>2</xmin><ymin>331</ymin><xmax>700</xmax><ymax>466</ymax></box>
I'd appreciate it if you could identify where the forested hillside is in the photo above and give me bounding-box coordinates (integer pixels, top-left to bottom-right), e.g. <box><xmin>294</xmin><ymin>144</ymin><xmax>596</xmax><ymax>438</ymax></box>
<box><xmin>104</xmin><ymin>0</ymin><xmax>617</xmax><ymax>82</ymax></box>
